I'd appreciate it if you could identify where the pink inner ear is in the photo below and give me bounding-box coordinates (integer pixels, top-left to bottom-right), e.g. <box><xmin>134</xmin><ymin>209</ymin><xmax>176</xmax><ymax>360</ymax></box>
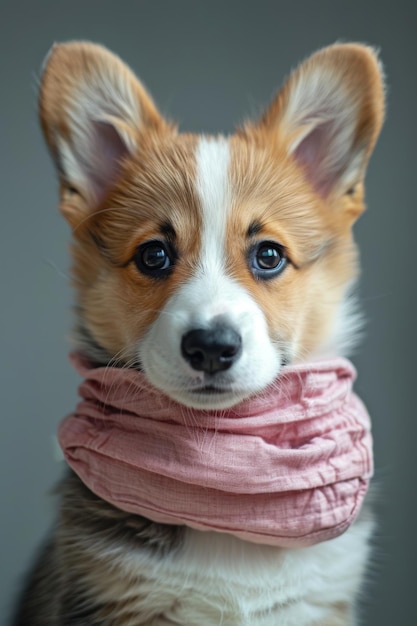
<box><xmin>293</xmin><ymin>120</ymin><xmax>342</xmax><ymax>197</ymax></box>
<box><xmin>76</xmin><ymin>120</ymin><xmax>130</xmax><ymax>203</ymax></box>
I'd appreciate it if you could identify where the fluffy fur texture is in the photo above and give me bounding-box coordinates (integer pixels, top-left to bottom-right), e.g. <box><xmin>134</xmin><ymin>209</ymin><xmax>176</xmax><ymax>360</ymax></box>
<box><xmin>14</xmin><ymin>41</ymin><xmax>384</xmax><ymax>625</ymax></box>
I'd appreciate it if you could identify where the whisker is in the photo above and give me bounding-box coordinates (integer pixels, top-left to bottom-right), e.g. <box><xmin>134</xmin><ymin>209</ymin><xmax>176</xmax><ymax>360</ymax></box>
<box><xmin>42</xmin><ymin>258</ymin><xmax>73</xmax><ymax>282</ymax></box>
<box><xmin>71</xmin><ymin>206</ymin><xmax>143</xmax><ymax>236</ymax></box>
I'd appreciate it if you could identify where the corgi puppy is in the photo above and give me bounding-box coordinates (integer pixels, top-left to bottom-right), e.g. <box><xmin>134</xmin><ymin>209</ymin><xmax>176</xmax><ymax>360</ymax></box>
<box><xmin>14</xmin><ymin>41</ymin><xmax>384</xmax><ymax>625</ymax></box>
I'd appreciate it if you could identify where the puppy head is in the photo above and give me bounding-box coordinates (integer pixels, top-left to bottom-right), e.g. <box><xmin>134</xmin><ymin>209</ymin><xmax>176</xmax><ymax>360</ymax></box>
<box><xmin>39</xmin><ymin>42</ymin><xmax>384</xmax><ymax>408</ymax></box>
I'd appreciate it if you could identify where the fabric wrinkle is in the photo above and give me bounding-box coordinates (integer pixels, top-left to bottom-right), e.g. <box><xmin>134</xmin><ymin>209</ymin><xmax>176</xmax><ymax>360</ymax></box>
<box><xmin>59</xmin><ymin>353</ymin><xmax>373</xmax><ymax>548</ymax></box>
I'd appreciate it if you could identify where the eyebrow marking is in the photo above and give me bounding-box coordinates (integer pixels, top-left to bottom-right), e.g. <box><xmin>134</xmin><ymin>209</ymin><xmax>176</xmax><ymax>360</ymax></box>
<box><xmin>159</xmin><ymin>220</ymin><xmax>176</xmax><ymax>241</ymax></box>
<box><xmin>247</xmin><ymin>221</ymin><xmax>263</xmax><ymax>238</ymax></box>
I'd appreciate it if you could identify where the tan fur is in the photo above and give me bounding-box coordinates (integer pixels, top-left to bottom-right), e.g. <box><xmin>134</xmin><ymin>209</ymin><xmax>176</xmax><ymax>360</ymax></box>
<box><xmin>40</xmin><ymin>41</ymin><xmax>166</xmax><ymax>209</ymax></box>
<box><xmin>225</xmin><ymin>45</ymin><xmax>384</xmax><ymax>358</ymax></box>
<box><xmin>260</xmin><ymin>44</ymin><xmax>384</xmax><ymax>199</ymax></box>
<box><xmin>225</xmin><ymin>134</ymin><xmax>356</xmax><ymax>360</ymax></box>
<box><xmin>69</xmin><ymin>133</ymin><xmax>202</xmax><ymax>358</ymax></box>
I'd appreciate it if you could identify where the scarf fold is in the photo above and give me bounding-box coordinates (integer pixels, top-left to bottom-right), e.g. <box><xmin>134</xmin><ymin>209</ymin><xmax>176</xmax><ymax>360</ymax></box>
<box><xmin>58</xmin><ymin>354</ymin><xmax>373</xmax><ymax>547</ymax></box>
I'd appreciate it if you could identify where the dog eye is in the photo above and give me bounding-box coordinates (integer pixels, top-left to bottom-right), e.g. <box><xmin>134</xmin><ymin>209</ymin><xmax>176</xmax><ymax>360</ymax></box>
<box><xmin>133</xmin><ymin>241</ymin><xmax>175</xmax><ymax>277</ymax></box>
<box><xmin>250</xmin><ymin>241</ymin><xmax>287</xmax><ymax>280</ymax></box>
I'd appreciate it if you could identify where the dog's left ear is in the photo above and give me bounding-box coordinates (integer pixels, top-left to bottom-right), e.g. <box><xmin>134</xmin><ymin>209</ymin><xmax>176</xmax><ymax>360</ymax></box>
<box><xmin>39</xmin><ymin>41</ymin><xmax>169</xmax><ymax>226</ymax></box>
<box><xmin>254</xmin><ymin>43</ymin><xmax>385</xmax><ymax>201</ymax></box>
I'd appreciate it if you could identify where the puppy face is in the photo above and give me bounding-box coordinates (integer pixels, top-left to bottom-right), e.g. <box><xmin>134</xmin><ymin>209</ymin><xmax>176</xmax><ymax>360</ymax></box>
<box><xmin>39</xmin><ymin>42</ymin><xmax>384</xmax><ymax>408</ymax></box>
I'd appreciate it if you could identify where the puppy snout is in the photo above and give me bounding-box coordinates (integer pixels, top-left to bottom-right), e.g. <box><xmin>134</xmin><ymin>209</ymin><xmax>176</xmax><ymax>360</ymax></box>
<box><xmin>181</xmin><ymin>325</ymin><xmax>242</xmax><ymax>374</ymax></box>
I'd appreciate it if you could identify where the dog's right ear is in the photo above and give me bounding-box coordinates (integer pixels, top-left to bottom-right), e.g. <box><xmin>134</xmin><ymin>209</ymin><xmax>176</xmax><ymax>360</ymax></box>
<box><xmin>39</xmin><ymin>41</ymin><xmax>168</xmax><ymax>226</ymax></box>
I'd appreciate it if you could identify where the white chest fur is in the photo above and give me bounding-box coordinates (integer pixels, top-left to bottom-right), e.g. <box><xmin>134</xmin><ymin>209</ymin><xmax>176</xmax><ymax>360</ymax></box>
<box><xmin>99</xmin><ymin>516</ymin><xmax>373</xmax><ymax>626</ymax></box>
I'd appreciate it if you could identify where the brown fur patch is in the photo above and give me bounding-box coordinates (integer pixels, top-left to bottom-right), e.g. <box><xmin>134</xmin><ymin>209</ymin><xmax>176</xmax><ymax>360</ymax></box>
<box><xmin>69</xmin><ymin>132</ymin><xmax>202</xmax><ymax>360</ymax></box>
<box><xmin>226</xmin><ymin>133</ymin><xmax>358</xmax><ymax>360</ymax></box>
<box><xmin>259</xmin><ymin>43</ymin><xmax>384</xmax><ymax>201</ymax></box>
<box><xmin>39</xmin><ymin>41</ymin><xmax>166</xmax><ymax>209</ymax></box>
<box><xmin>224</xmin><ymin>45</ymin><xmax>384</xmax><ymax>360</ymax></box>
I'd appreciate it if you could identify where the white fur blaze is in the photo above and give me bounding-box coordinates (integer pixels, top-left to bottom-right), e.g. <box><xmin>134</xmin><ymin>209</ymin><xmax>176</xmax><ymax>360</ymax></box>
<box><xmin>196</xmin><ymin>136</ymin><xmax>231</xmax><ymax>276</ymax></box>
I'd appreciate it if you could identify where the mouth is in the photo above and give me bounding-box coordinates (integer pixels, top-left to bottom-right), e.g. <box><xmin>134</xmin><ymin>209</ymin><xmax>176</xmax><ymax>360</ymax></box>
<box><xmin>173</xmin><ymin>381</ymin><xmax>247</xmax><ymax>409</ymax></box>
<box><xmin>191</xmin><ymin>385</ymin><xmax>229</xmax><ymax>395</ymax></box>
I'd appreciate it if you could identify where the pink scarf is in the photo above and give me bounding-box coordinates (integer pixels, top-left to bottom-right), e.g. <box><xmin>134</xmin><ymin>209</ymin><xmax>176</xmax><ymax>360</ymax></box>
<box><xmin>58</xmin><ymin>354</ymin><xmax>373</xmax><ymax>548</ymax></box>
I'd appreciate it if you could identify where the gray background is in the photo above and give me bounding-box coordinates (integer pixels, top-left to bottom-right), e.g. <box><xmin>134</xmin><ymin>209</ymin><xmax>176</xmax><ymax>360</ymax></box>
<box><xmin>1</xmin><ymin>1</ymin><xmax>415</xmax><ymax>623</ymax></box>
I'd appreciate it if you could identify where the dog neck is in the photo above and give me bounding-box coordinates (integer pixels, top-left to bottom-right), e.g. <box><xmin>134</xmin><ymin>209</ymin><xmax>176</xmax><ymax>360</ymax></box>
<box><xmin>59</xmin><ymin>353</ymin><xmax>373</xmax><ymax>548</ymax></box>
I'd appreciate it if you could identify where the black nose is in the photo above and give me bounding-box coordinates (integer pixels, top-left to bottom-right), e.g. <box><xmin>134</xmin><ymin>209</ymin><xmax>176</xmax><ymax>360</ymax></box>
<box><xmin>181</xmin><ymin>326</ymin><xmax>242</xmax><ymax>374</ymax></box>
